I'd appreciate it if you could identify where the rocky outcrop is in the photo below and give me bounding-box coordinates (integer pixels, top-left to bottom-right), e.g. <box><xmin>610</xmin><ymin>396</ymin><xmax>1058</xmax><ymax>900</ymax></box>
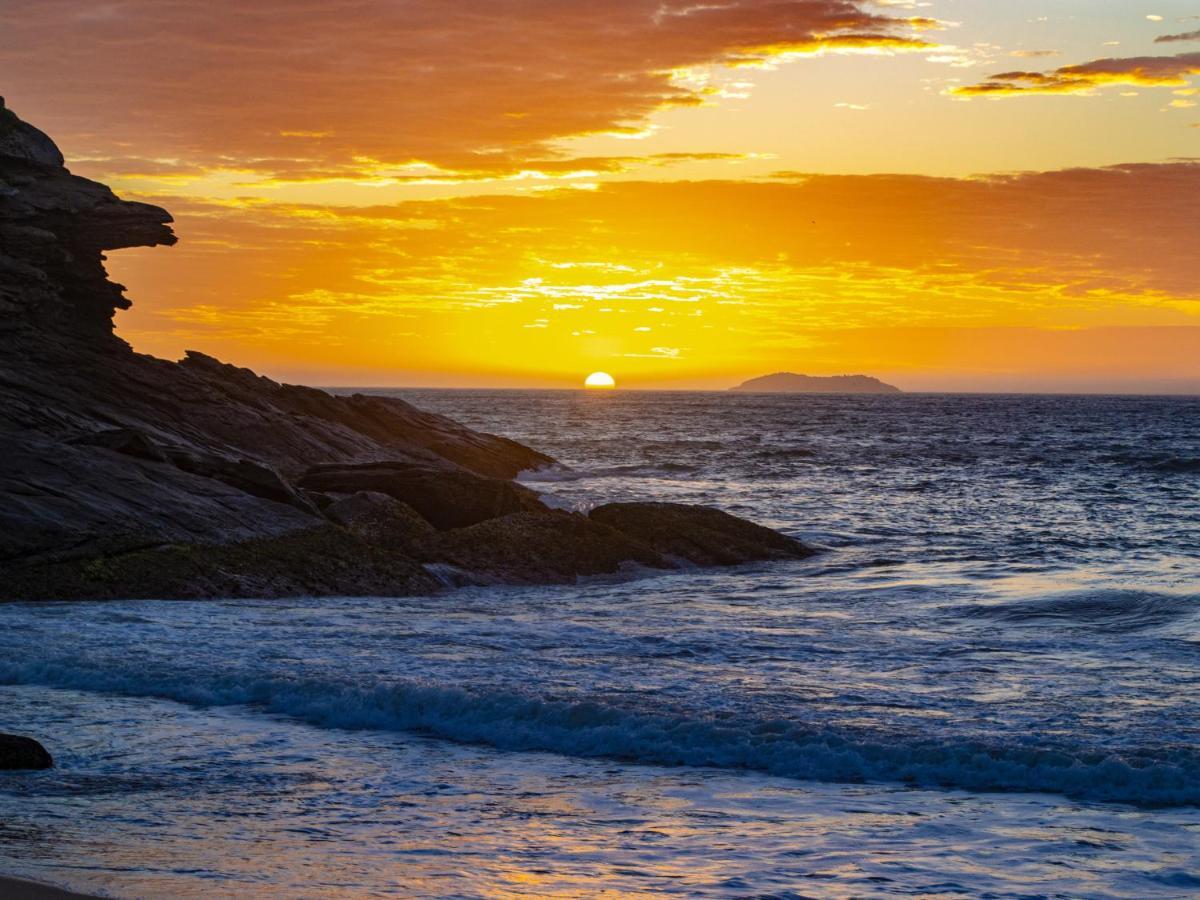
<box><xmin>589</xmin><ymin>503</ymin><xmax>815</xmax><ymax>565</ymax></box>
<box><xmin>0</xmin><ymin>100</ymin><xmax>813</xmax><ymax>600</ymax></box>
<box><xmin>1</xmin><ymin>525</ymin><xmax>440</xmax><ymax>601</ymax></box>
<box><xmin>0</xmin><ymin>100</ymin><xmax>175</xmax><ymax>342</ymax></box>
<box><xmin>0</xmin><ymin>104</ymin><xmax>63</xmax><ymax>166</ymax></box>
<box><xmin>0</xmin><ymin>734</ymin><xmax>53</xmax><ymax>770</ymax></box>
<box><xmin>299</xmin><ymin>461</ymin><xmax>546</xmax><ymax>530</ymax></box>
<box><xmin>324</xmin><ymin>492</ymin><xmax>435</xmax><ymax>547</ymax></box>
<box><xmin>731</xmin><ymin>373</ymin><xmax>901</xmax><ymax>394</ymax></box>
<box><xmin>416</xmin><ymin>511</ymin><xmax>672</xmax><ymax>585</ymax></box>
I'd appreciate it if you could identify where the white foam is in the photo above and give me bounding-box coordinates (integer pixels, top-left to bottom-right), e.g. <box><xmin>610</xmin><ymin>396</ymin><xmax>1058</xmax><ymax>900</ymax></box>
<box><xmin>2</xmin><ymin>657</ymin><xmax>1196</xmax><ymax>807</ymax></box>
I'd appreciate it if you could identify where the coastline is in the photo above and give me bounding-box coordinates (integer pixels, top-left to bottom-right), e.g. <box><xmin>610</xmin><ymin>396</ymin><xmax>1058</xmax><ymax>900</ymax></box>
<box><xmin>0</xmin><ymin>876</ymin><xmax>103</xmax><ymax>899</ymax></box>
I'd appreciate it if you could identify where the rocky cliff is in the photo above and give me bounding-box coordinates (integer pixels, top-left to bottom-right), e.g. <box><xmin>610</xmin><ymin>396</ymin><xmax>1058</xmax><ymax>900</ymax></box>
<box><xmin>0</xmin><ymin>100</ymin><xmax>813</xmax><ymax>600</ymax></box>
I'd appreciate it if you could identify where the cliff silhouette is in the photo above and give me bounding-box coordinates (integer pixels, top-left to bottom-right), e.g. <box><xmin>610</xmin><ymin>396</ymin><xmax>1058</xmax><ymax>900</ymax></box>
<box><xmin>0</xmin><ymin>100</ymin><xmax>812</xmax><ymax>599</ymax></box>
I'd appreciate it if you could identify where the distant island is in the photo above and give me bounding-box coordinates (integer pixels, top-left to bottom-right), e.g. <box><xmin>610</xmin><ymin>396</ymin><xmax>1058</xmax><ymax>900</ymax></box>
<box><xmin>730</xmin><ymin>373</ymin><xmax>902</xmax><ymax>394</ymax></box>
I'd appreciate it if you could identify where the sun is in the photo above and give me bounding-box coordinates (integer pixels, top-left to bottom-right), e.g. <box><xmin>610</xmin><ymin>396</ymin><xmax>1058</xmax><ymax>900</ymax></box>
<box><xmin>584</xmin><ymin>371</ymin><xmax>616</xmax><ymax>390</ymax></box>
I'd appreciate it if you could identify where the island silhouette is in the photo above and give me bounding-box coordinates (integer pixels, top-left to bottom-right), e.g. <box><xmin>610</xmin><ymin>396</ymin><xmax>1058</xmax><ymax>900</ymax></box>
<box><xmin>731</xmin><ymin>373</ymin><xmax>901</xmax><ymax>394</ymax></box>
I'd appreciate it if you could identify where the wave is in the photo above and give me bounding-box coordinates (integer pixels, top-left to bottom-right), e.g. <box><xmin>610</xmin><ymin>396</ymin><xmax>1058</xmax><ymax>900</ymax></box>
<box><xmin>519</xmin><ymin>462</ymin><xmax>702</xmax><ymax>483</ymax></box>
<box><xmin>2</xmin><ymin>657</ymin><xmax>1197</xmax><ymax>808</ymax></box>
<box><xmin>1100</xmin><ymin>452</ymin><xmax>1200</xmax><ymax>475</ymax></box>
<box><xmin>1153</xmin><ymin>456</ymin><xmax>1200</xmax><ymax>474</ymax></box>
<box><xmin>517</xmin><ymin>464</ymin><xmax>578</xmax><ymax>483</ymax></box>
<box><xmin>638</xmin><ymin>439</ymin><xmax>726</xmax><ymax>453</ymax></box>
<box><xmin>751</xmin><ymin>446</ymin><xmax>818</xmax><ymax>461</ymax></box>
<box><xmin>957</xmin><ymin>589</ymin><xmax>1199</xmax><ymax>632</ymax></box>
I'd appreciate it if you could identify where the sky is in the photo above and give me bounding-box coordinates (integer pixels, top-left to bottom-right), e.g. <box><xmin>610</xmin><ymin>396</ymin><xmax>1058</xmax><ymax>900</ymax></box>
<box><xmin>2</xmin><ymin>0</ymin><xmax>1198</xmax><ymax>391</ymax></box>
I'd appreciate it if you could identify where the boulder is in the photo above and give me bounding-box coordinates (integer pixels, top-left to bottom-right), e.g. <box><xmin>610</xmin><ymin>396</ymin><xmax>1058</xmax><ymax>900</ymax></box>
<box><xmin>165</xmin><ymin>448</ymin><xmax>318</xmax><ymax>515</ymax></box>
<box><xmin>590</xmin><ymin>502</ymin><xmax>815</xmax><ymax>566</ymax></box>
<box><xmin>325</xmin><ymin>491</ymin><xmax>435</xmax><ymax>546</ymax></box>
<box><xmin>0</xmin><ymin>98</ymin><xmax>64</xmax><ymax>167</ymax></box>
<box><xmin>300</xmin><ymin>461</ymin><xmax>546</xmax><ymax>530</ymax></box>
<box><xmin>0</xmin><ymin>733</ymin><xmax>53</xmax><ymax>770</ymax></box>
<box><xmin>68</xmin><ymin>427</ymin><xmax>168</xmax><ymax>462</ymax></box>
<box><xmin>416</xmin><ymin>510</ymin><xmax>672</xmax><ymax>584</ymax></box>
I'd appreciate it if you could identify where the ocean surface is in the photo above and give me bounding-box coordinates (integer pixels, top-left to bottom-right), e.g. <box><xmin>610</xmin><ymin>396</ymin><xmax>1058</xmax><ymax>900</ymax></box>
<box><xmin>1</xmin><ymin>391</ymin><xmax>1198</xmax><ymax>898</ymax></box>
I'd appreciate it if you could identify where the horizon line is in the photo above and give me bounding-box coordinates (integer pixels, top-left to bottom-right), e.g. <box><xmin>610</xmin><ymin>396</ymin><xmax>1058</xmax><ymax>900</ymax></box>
<box><xmin>321</xmin><ymin>385</ymin><xmax>1200</xmax><ymax>397</ymax></box>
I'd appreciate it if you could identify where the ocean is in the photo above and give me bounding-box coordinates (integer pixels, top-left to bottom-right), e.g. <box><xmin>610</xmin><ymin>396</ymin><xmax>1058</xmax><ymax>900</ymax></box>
<box><xmin>1</xmin><ymin>391</ymin><xmax>1198</xmax><ymax>898</ymax></box>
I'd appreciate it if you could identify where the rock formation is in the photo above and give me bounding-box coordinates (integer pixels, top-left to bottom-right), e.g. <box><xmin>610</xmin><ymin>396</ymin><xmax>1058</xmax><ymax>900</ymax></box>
<box><xmin>0</xmin><ymin>733</ymin><xmax>53</xmax><ymax>770</ymax></box>
<box><xmin>0</xmin><ymin>99</ymin><xmax>813</xmax><ymax>600</ymax></box>
<box><xmin>590</xmin><ymin>503</ymin><xmax>806</xmax><ymax>566</ymax></box>
<box><xmin>731</xmin><ymin>373</ymin><xmax>902</xmax><ymax>394</ymax></box>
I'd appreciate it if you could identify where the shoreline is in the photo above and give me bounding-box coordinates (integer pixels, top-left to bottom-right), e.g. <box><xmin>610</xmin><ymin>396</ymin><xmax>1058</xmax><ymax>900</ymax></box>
<box><xmin>0</xmin><ymin>875</ymin><xmax>104</xmax><ymax>899</ymax></box>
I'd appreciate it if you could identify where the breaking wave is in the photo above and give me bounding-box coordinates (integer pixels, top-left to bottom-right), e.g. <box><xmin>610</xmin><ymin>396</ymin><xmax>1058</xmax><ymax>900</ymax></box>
<box><xmin>2</xmin><ymin>657</ymin><xmax>1196</xmax><ymax>808</ymax></box>
<box><xmin>956</xmin><ymin>589</ymin><xmax>1199</xmax><ymax>633</ymax></box>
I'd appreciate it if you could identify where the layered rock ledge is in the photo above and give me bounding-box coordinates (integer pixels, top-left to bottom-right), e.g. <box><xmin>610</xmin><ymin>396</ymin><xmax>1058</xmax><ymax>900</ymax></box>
<box><xmin>0</xmin><ymin>99</ymin><xmax>814</xmax><ymax>600</ymax></box>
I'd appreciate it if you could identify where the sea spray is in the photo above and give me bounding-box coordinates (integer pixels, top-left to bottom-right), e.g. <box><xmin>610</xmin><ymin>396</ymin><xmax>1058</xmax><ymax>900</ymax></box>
<box><xmin>2</xmin><ymin>653</ymin><xmax>1197</xmax><ymax>807</ymax></box>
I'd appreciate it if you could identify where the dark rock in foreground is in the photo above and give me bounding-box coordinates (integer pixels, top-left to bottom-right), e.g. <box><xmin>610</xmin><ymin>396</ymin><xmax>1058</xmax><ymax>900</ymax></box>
<box><xmin>590</xmin><ymin>502</ymin><xmax>815</xmax><ymax>566</ymax></box>
<box><xmin>300</xmin><ymin>461</ymin><xmax>546</xmax><ymax>530</ymax></box>
<box><xmin>0</xmin><ymin>734</ymin><xmax>53</xmax><ymax>770</ymax></box>
<box><xmin>731</xmin><ymin>372</ymin><xmax>901</xmax><ymax>394</ymax></box>
<box><xmin>2</xmin><ymin>526</ymin><xmax>439</xmax><ymax>601</ymax></box>
<box><xmin>324</xmin><ymin>492</ymin><xmax>435</xmax><ymax>547</ymax></box>
<box><xmin>0</xmin><ymin>99</ymin><xmax>814</xmax><ymax>600</ymax></box>
<box><xmin>416</xmin><ymin>511</ymin><xmax>672</xmax><ymax>585</ymax></box>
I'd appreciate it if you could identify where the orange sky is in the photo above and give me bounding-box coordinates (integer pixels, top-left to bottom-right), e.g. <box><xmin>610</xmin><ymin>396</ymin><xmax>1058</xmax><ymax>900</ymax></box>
<box><xmin>2</xmin><ymin>0</ymin><xmax>1198</xmax><ymax>391</ymax></box>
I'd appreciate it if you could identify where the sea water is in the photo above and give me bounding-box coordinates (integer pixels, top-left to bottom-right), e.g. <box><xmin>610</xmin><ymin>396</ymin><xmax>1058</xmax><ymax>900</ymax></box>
<box><xmin>0</xmin><ymin>392</ymin><xmax>1197</xmax><ymax>898</ymax></box>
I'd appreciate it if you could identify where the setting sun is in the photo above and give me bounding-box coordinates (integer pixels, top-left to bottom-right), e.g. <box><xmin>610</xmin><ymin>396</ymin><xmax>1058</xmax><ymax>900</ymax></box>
<box><xmin>584</xmin><ymin>371</ymin><xmax>616</xmax><ymax>390</ymax></box>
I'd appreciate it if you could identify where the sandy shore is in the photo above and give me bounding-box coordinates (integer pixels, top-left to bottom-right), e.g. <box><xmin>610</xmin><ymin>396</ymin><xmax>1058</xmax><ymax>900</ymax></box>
<box><xmin>0</xmin><ymin>876</ymin><xmax>104</xmax><ymax>899</ymax></box>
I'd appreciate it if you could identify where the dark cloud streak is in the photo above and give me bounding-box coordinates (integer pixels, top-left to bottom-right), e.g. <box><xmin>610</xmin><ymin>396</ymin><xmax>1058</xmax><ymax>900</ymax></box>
<box><xmin>955</xmin><ymin>51</ymin><xmax>1200</xmax><ymax>96</ymax></box>
<box><xmin>1156</xmin><ymin>30</ymin><xmax>1200</xmax><ymax>43</ymax></box>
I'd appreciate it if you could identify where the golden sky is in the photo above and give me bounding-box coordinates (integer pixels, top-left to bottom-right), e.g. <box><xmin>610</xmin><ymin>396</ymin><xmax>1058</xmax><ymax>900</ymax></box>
<box><xmin>3</xmin><ymin>0</ymin><xmax>1198</xmax><ymax>390</ymax></box>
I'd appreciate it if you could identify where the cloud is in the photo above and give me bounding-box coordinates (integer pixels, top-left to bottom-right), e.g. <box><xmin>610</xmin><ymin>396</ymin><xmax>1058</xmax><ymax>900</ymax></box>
<box><xmin>1156</xmin><ymin>30</ymin><xmax>1200</xmax><ymax>43</ymax></box>
<box><xmin>106</xmin><ymin>161</ymin><xmax>1200</xmax><ymax>380</ymax></box>
<box><xmin>75</xmin><ymin>150</ymin><xmax>753</xmax><ymax>187</ymax></box>
<box><xmin>0</xmin><ymin>0</ymin><xmax>938</xmax><ymax>175</ymax></box>
<box><xmin>65</xmin><ymin>156</ymin><xmax>211</xmax><ymax>182</ymax></box>
<box><xmin>1009</xmin><ymin>49</ymin><xmax>1061</xmax><ymax>59</ymax></box>
<box><xmin>953</xmin><ymin>52</ymin><xmax>1200</xmax><ymax>97</ymax></box>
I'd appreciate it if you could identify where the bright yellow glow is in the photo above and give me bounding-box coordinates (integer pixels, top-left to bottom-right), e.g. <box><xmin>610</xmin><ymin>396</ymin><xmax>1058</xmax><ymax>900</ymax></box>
<box><xmin>584</xmin><ymin>371</ymin><xmax>616</xmax><ymax>389</ymax></box>
<box><xmin>36</xmin><ymin>2</ymin><xmax>1194</xmax><ymax>393</ymax></box>
<box><xmin>105</xmin><ymin>166</ymin><xmax>1200</xmax><ymax>392</ymax></box>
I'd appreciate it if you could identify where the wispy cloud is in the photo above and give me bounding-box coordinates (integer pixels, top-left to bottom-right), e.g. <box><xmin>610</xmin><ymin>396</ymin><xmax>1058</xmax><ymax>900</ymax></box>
<box><xmin>1156</xmin><ymin>30</ymin><xmax>1200</xmax><ymax>43</ymax></box>
<box><xmin>1009</xmin><ymin>49</ymin><xmax>1060</xmax><ymax>59</ymax></box>
<box><xmin>953</xmin><ymin>52</ymin><xmax>1200</xmax><ymax>97</ymax></box>
<box><xmin>109</xmin><ymin>162</ymin><xmax>1200</xmax><ymax>363</ymax></box>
